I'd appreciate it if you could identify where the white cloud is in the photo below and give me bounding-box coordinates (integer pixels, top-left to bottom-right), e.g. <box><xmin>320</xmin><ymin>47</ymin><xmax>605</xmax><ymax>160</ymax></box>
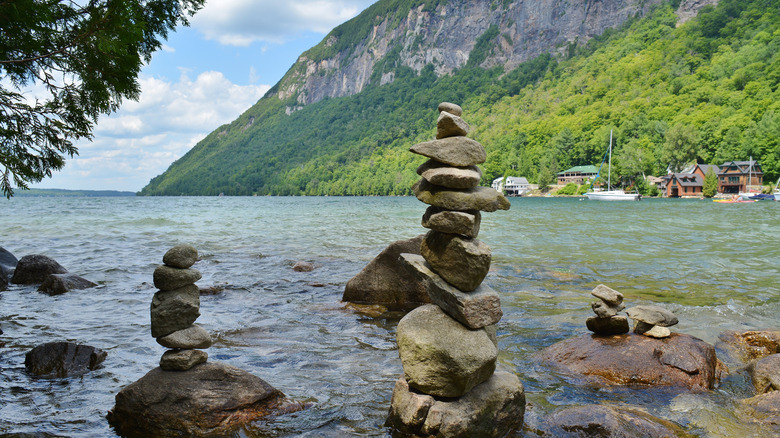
<box><xmin>34</xmin><ymin>72</ymin><xmax>270</xmax><ymax>191</ymax></box>
<box><xmin>192</xmin><ymin>0</ymin><xmax>376</xmax><ymax>46</ymax></box>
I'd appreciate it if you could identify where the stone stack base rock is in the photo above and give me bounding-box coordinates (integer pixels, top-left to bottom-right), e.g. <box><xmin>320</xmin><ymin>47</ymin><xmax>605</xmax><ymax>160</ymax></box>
<box><xmin>386</xmin><ymin>103</ymin><xmax>525</xmax><ymax>437</ymax></box>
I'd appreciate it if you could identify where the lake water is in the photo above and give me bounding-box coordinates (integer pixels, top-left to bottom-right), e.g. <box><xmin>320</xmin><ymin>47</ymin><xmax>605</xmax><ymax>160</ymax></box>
<box><xmin>1</xmin><ymin>196</ymin><xmax>778</xmax><ymax>437</ymax></box>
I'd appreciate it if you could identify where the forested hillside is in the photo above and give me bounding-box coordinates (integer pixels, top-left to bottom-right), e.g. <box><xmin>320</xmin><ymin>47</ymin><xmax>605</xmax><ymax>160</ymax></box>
<box><xmin>140</xmin><ymin>0</ymin><xmax>779</xmax><ymax>196</ymax></box>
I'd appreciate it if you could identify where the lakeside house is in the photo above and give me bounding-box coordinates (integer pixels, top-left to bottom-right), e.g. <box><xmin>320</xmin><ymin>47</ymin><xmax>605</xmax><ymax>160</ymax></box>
<box><xmin>557</xmin><ymin>165</ymin><xmax>598</xmax><ymax>185</ymax></box>
<box><xmin>492</xmin><ymin>176</ymin><xmax>530</xmax><ymax>196</ymax></box>
<box><xmin>659</xmin><ymin>161</ymin><xmax>763</xmax><ymax>197</ymax></box>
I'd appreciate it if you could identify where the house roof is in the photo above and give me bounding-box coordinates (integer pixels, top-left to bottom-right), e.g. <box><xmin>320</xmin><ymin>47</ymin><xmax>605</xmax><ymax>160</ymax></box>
<box><xmin>719</xmin><ymin>160</ymin><xmax>762</xmax><ymax>174</ymax></box>
<box><xmin>505</xmin><ymin>177</ymin><xmax>528</xmax><ymax>185</ymax></box>
<box><xmin>695</xmin><ymin>164</ymin><xmax>720</xmax><ymax>176</ymax></box>
<box><xmin>558</xmin><ymin>165</ymin><xmax>599</xmax><ymax>175</ymax></box>
<box><xmin>672</xmin><ymin>173</ymin><xmax>703</xmax><ymax>187</ymax></box>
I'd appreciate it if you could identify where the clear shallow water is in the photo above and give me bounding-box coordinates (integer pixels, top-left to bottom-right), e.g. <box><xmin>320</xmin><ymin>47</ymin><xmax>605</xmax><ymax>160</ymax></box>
<box><xmin>1</xmin><ymin>196</ymin><xmax>778</xmax><ymax>437</ymax></box>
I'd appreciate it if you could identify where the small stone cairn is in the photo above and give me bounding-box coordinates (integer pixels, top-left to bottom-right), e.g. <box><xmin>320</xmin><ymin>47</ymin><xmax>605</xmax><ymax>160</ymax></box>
<box><xmin>150</xmin><ymin>244</ymin><xmax>213</xmax><ymax>370</ymax></box>
<box><xmin>586</xmin><ymin>284</ymin><xmax>678</xmax><ymax>339</ymax></box>
<box><xmin>386</xmin><ymin>103</ymin><xmax>525</xmax><ymax>437</ymax></box>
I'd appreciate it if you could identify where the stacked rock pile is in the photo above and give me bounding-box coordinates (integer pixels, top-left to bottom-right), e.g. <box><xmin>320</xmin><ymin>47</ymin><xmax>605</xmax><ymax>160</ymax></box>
<box><xmin>586</xmin><ymin>284</ymin><xmax>629</xmax><ymax>335</ymax></box>
<box><xmin>150</xmin><ymin>244</ymin><xmax>213</xmax><ymax>371</ymax></box>
<box><xmin>386</xmin><ymin>103</ymin><xmax>525</xmax><ymax>437</ymax></box>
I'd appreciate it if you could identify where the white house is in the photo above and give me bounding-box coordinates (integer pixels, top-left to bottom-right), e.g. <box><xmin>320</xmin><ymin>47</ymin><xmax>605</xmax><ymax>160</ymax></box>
<box><xmin>492</xmin><ymin>176</ymin><xmax>529</xmax><ymax>196</ymax></box>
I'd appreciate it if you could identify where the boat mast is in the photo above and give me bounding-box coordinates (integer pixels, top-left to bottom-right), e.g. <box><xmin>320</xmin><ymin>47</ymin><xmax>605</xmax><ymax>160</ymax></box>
<box><xmin>608</xmin><ymin>129</ymin><xmax>612</xmax><ymax>191</ymax></box>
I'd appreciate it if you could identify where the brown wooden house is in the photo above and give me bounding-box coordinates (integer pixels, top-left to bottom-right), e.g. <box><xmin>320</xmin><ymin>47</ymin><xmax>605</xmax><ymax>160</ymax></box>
<box><xmin>718</xmin><ymin>160</ymin><xmax>763</xmax><ymax>194</ymax></box>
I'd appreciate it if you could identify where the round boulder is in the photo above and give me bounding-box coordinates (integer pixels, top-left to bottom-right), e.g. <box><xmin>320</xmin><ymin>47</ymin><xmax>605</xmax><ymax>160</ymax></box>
<box><xmin>38</xmin><ymin>273</ymin><xmax>97</xmax><ymax>295</ymax></box>
<box><xmin>107</xmin><ymin>362</ymin><xmax>306</xmax><ymax>437</ymax></box>
<box><xmin>539</xmin><ymin>333</ymin><xmax>723</xmax><ymax>390</ymax></box>
<box><xmin>11</xmin><ymin>254</ymin><xmax>67</xmax><ymax>285</ymax></box>
<box><xmin>397</xmin><ymin>304</ymin><xmax>497</xmax><ymax>397</ymax></box>
<box><xmin>162</xmin><ymin>244</ymin><xmax>198</xmax><ymax>269</ymax></box>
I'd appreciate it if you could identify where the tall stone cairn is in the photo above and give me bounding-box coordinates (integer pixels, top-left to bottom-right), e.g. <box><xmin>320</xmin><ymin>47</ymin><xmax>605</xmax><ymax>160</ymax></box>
<box><xmin>150</xmin><ymin>244</ymin><xmax>213</xmax><ymax>371</ymax></box>
<box><xmin>386</xmin><ymin>103</ymin><xmax>525</xmax><ymax>437</ymax></box>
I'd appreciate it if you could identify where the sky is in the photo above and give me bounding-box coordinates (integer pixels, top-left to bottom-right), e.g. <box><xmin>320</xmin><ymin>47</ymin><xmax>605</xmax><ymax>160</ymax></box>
<box><xmin>31</xmin><ymin>0</ymin><xmax>378</xmax><ymax>192</ymax></box>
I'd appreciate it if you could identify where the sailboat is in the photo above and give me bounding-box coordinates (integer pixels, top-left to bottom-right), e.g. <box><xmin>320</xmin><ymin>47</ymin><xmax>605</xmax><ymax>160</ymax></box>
<box><xmin>584</xmin><ymin>130</ymin><xmax>641</xmax><ymax>201</ymax></box>
<box><xmin>738</xmin><ymin>157</ymin><xmax>760</xmax><ymax>200</ymax></box>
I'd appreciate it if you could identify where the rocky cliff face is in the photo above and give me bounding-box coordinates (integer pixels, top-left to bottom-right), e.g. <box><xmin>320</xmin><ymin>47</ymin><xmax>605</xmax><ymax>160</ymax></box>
<box><xmin>272</xmin><ymin>0</ymin><xmax>716</xmax><ymax>110</ymax></box>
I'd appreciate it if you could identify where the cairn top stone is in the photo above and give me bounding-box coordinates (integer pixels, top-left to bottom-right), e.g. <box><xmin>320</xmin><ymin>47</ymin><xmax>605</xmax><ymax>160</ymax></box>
<box><xmin>410</xmin><ymin>137</ymin><xmax>486</xmax><ymax>167</ymax></box>
<box><xmin>413</xmin><ymin>178</ymin><xmax>510</xmax><ymax>212</ymax></box>
<box><xmin>437</xmin><ymin>111</ymin><xmax>470</xmax><ymax>139</ymax></box>
<box><xmin>163</xmin><ymin>244</ymin><xmax>198</xmax><ymax>269</ymax></box>
<box><xmin>591</xmin><ymin>284</ymin><xmax>624</xmax><ymax>306</ymax></box>
<box><xmin>626</xmin><ymin>305</ymin><xmax>678</xmax><ymax>327</ymax></box>
<box><xmin>438</xmin><ymin>102</ymin><xmax>462</xmax><ymax>117</ymax></box>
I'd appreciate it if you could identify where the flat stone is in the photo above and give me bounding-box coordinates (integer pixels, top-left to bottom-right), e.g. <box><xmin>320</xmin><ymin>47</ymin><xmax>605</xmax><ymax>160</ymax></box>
<box><xmin>422</xmin><ymin>206</ymin><xmax>481</xmax><ymax>238</ymax></box>
<box><xmin>397</xmin><ymin>304</ymin><xmax>497</xmax><ymax>398</ymax></box>
<box><xmin>150</xmin><ymin>284</ymin><xmax>200</xmax><ymax>338</ymax></box>
<box><xmin>438</xmin><ymin>102</ymin><xmax>462</xmax><ymax>117</ymax></box>
<box><xmin>157</xmin><ymin>324</ymin><xmax>213</xmax><ymax>349</ymax></box>
<box><xmin>626</xmin><ymin>305</ymin><xmax>678</xmax><ymax>327</ymax></box>
<box><xmin>401</xmin><ymin>254</ymin><xmax>501</xmax><ymax>329</ymax></box>
<box><xmin>413</xmin><ymin>178</ymin><xmax>510</xmax><ymax>212</ymax></box>
<box><xmin>591</xmin><ymin>284</ymin><xmax>624</xmax><ymax>306</ymax></box>
<box><xmin>539</xmin><ymin>333</ymin><xmax>723</xmax><ymax>390</ymax></box>
<box><xmin>163</xmin><ymin>244</ymin><xmax>198</xmax><ymax>269</ymax></box>
<box><xmin>38</xmin><ymin>273</ymin><xmax>96</xmax><ymax>295</ymax></box>
<box><xmin>11</xmin><ymin>254</ymin><xmax>68</xmax><ymax>285</ymax></box>
<box><xmin>153</xmin><ymin>265</ymin><xmax>202</xmax><ymax>291</ymax></box>
<box><xmin>108</xmin><ymin>362</ymin><xmax>305</xmax><ymax>437</ymax></box>
<box><xmin>540</xmin><ymin>404</ymin><xmax>690</xmax><ymax>438</ymax></box>
<box><xmin>586</xmin><ymin>316</ymin><xmax>630</xmax><ymax>336</ymax></box>
<box><xmin>24</xmin><ymin>342</ymin><xmax>107</xmax><ymax>378</ymax></box>
<box><xmin>410</xmin><ymin>137</ymin><xmax>486</xmax><ymax>167</ymax></box>
<box><xmin>436</xmin><ymin>111</ymin><xmax>470</xmax><ymax>139</ymax></box>
<box><xmin>160</xmin><ymin>349</ymin><xmax>208</xmax><ymax>371</ymax></box>
<box><xmin>639</xmin><ymin>324</ymin><xmax>671</xmax><ymax>338</ymax></box>
<box><xmin>342</xmin><ymin>235</ymin><xmax>431</xmax><ymax>309</ymax></box>
<box><xmin>747</xmin><ymin>354</ymin><xmax>780</xmax><ymax>394</ymax></box>
<box><xmin>420</xmin><ymin>372</ymin><xmax>525</xmax><ymax>438</ymax></box>
<box><xmin>417</xmin><ymin>159</ymin><xmax>481</xmax><ymax>189</ymax></box>
<box><xmin>420</xmin><ymin>230</ymin><xmax>491</xmax><ymax>292</ymax></box>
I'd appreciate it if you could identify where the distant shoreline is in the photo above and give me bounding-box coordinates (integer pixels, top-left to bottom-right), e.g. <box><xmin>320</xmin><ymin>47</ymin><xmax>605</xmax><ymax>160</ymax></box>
<box><xmin>13</xmin><ymin>188</ymin><xmax>136</xmax><ymax>197</ymax></box>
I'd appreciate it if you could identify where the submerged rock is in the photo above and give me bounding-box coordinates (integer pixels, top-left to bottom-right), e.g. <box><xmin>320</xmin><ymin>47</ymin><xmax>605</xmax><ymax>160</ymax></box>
<box><xmin>539</xmin><ymin>333</ymin><xmax>723</xmax><ymax>390</ymax></box>
<box><xmin>738</xmin><ymin>391</ymin><xmax>780</xmax><ymax>433</ymax></box>
<box><xmin>292</xmin><ymin>261</ymin><xmax>316</xmax><ymax>272</ymax></box>
<box><xmin>717</xmin><ymin>330</ymin><xmax>780</xmax><ymax>363</ymax></box>
<box><xmin>108</xmin><ymin>362</ymin><xmax>305</xmax><ymax>437</ymax></box>
<box><xmin>11</xmin><ymin>254</ymin><xmax>67</xmax><ymax>285</ymax></box>
<box><xmin>539</xmin><ymin>404</ymin><xmax>693</xmax><ymax>438</ymax></box>
<box><xmin>0</xmin><ymin>246</ymin><xmax>18</xmax><ymax>282</ymax></box>
<box><xmin>342</xmin><ymin>235</ymin><xmax>431</xmax><ymax>309</ymax></box>
<box><xmin>38</xmin><ymin>273</ymin><xmax>97</xmax><ymax>295</ymax></box>
<box><xmin>747</xmin><ymin>354</ymin><xmax>780</xmax><ymax>394</ymax></box>
<box><xmin>25</xmin><ymin>342</ymin><xmax>106</xmax><ymax>378</ymax></box>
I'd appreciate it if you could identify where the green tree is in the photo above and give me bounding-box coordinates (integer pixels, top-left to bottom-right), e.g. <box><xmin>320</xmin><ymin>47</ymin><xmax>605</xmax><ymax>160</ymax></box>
<box><xmin>703</xmin><ymin>168</ymin><xmax>719</xmax><ymax>197</ymax></box>
<box><xmin>662</xmin><ymin>124</ymin><xmax>700</xmax><ymax>172</ymax></box>
<box><xmin>0</xmin><ymin>0</ymin><xmax>204</xmax><ymax>197</ymax></box>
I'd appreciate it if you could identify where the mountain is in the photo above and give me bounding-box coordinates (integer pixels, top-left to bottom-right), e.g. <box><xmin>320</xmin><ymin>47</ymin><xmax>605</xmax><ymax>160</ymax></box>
<box><xmin>140</xmin><ymin>0</ymin><xmax>779</xmax><ymax>196</ymax></box>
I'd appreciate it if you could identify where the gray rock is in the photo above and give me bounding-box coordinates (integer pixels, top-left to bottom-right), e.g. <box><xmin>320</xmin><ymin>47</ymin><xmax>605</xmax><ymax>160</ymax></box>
<box><xmin>417</xmin><ymin>159</ymin><xmax>481</xmax><ymax>189</ymax></box>
<box><xmin>421</xmin><ymin>231</ymin><xmax>491</xmax><ymax>292</ymax></box>
<box><xmin>162</xmin><ymin>244</ymin><xmax>198</xmax><ymax>269</ymax></box>
<box><xmin>385</xmin><ymin>376</ymin><xmax>435</xmax><ymax>434</ymax></box>
<box><xmin>591</xmin><ymin>284</ymin><xmax>624</xmax><ymax>306</ymax></box>
<box><xmin>157</xmin><ymin>324</ymin><xmax>213</xmax><ymax>349</ymax></box>
<box><xmin>422</xmin><ymin>206</ymin><xmax>481</xmax><ymax>238</ymax></box>
<box><xmin>342</xmin><ymin>235</ymin><xmax>431</xmax><ymax>309</ymax></box>
<box><xmin>436</xmin><ymin>111</ymin><xmax>470</xmax><ymax>139</ymax></box>
<box><xmin>11</xmin><ymin>254</ymin><xmax>68</xmax><ymax>285</ymax></box>
<box><xmin>0</xmin><ymin>274</ymin><xmax>6</xmax><ymax>291</ymax></box>
<box><xmin>586</xmin><ymin>316</ymin><xmax>630</xmax><ymax>336</ymax></box>
<box><xmin>413</xmin><ymin>178</ymin><xmax>511</xmax><ymax>212</ymax></box>
<box><xmin>438</xmin><ymin>102</ymin><xmax>462</xmax><ymax>117</ymax></box>
<box><xmin>150</xmin><ymin>284</ymin><xmax>200</xmax><ymax>338</ymax></box>
<box><xmin>410</xmin><ymin>137</ymin><xmax>486</xmax><ymax>167</ymax></box>
<box><xmin>108</xmin><ymin>362</ymin><xmax>305</xmax><ymax>437</ymax></box>
<box><xmin>401</xmin><ymin>254</ymin><xmax>501</xmax><ymax>329</ymax></box>
<box><xmin>160</xmin><ymin>349</ymin><xmax>208</xmax><ymax>371</ymax></box>
<box><xmin>540</xmin><ymin>404</ymin><xmax>690</xmax><ymax>438</ymax></box>
<box><xmin>738</xmin><ymin>391</ymin><xmax>780</xmax><ymax>435</ymax></box>
<box><xmin>422</xmin><ymin>372</ymin><xmax>525</xmax><ymax>438</ymax></box>
<box><xmin>626</xmin><ymin>305</ymin><xmax>678</xmax><ymax>327</ymax></box>
<box><xmin>152</xmin><ymin>265</ymin><xmax>202</xmax><ymax>291</ymax></box>
<box><xmin>38</xmin><ymin>273</ymin><xmax>97</xmax><ymax>295</ymax></box>
<box><xmin>24</xmin><ymin>342</ymin><xmax>106</xmax><ymax>378</ymax></box>
<box><xmin>0</xmin><ymin>246</ymin><xmax>18</xmax><ymax>281</ymax></box>
<box><xmin>397</xmin><ymin>304</ymin><xmax>497</xmax><ymax>397</ymax></box>
<box><xmin>292</xmin><ymin>261</ymin><xmax>315</xmax><ymax>272</ymax></box>
<box><xmin>747</xmin><ymin>354</ymin><xmax>780</xmax><ymax>394</ymax></box>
